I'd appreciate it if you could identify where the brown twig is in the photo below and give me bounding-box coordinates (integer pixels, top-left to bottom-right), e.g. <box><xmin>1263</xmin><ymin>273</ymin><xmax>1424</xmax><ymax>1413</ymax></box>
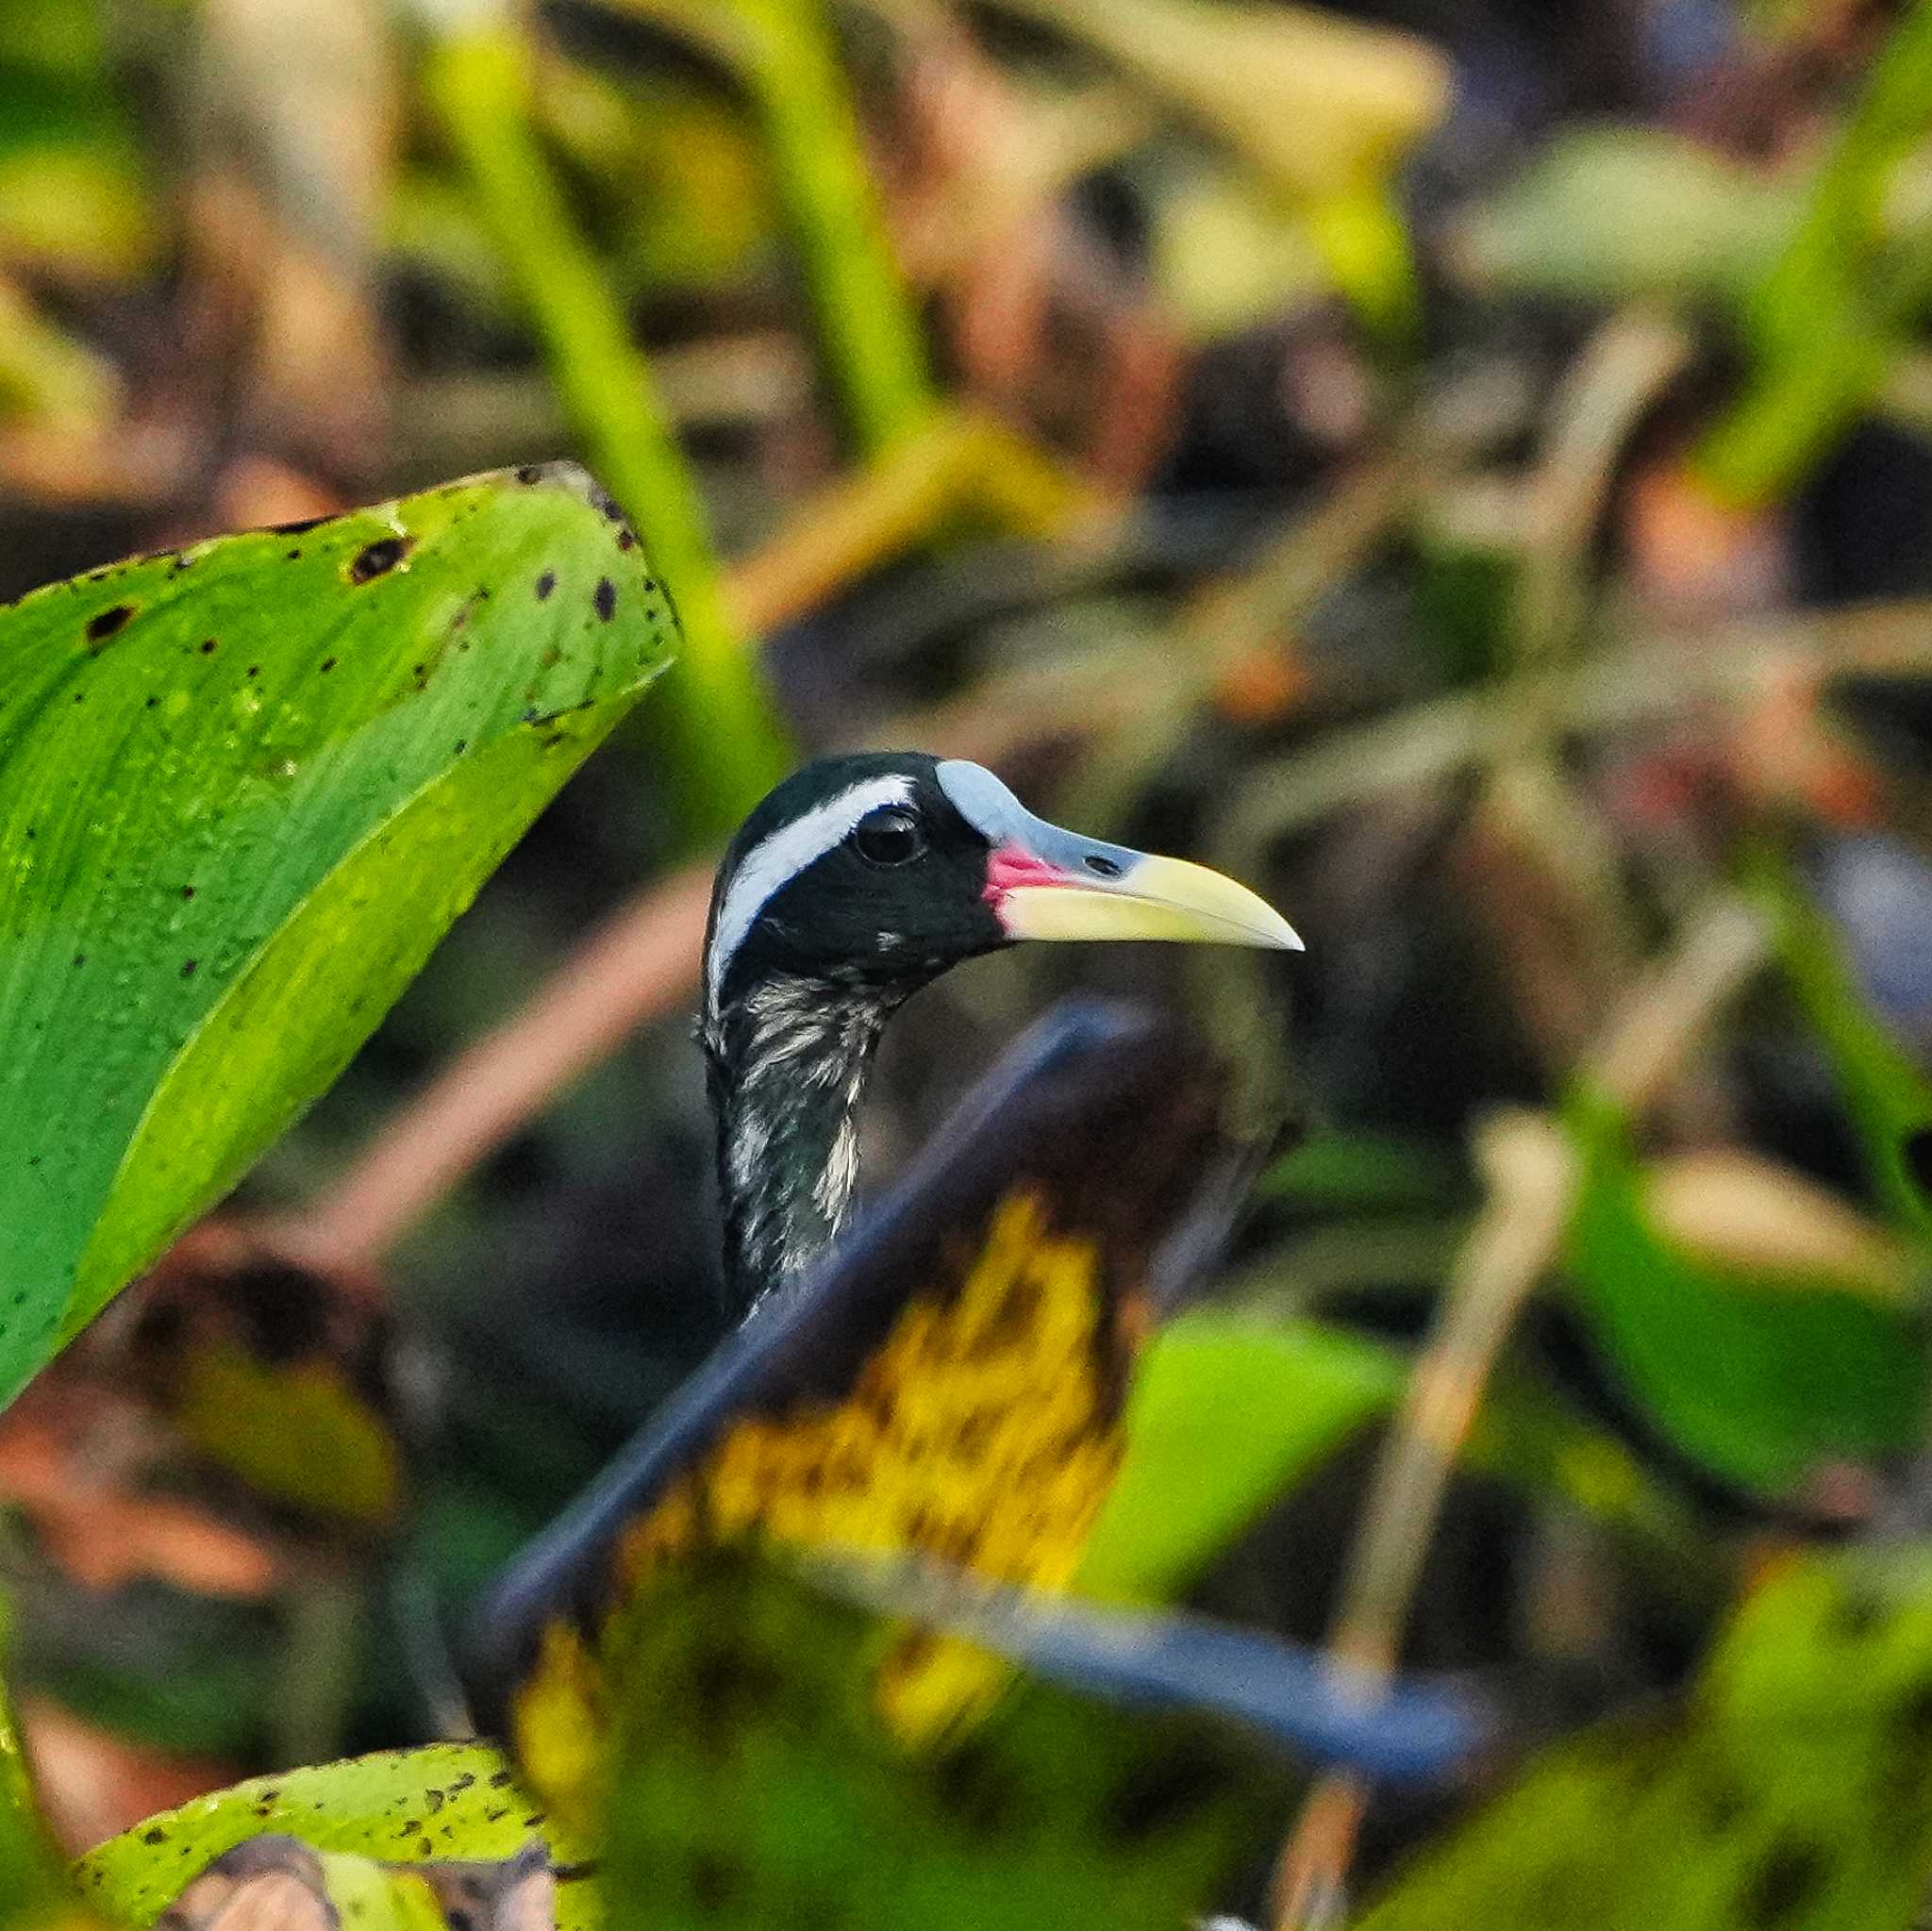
<box><xmin>269</xmin><ymin>861</ymin><xmax>716</xmax><ymax>1273</ymax></box>
<box><xmin>1269</xmin><ymin>896</ymin><xmax>1770</xmax><ymax>1931</ymax></box>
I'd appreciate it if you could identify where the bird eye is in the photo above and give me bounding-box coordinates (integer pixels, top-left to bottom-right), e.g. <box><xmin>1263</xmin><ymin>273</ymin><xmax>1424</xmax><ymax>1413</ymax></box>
<box><xmin>853</xmin><ymin>805</ymin><xmax>926</xmax><ymax>866</ymax></box>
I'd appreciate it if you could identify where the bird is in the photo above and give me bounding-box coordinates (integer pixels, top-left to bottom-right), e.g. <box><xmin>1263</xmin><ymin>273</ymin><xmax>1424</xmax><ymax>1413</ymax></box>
<box><xmin>698</xmin><ymin>751</ymin><xmax>1301</xmax><ymax>1312</ymax></box>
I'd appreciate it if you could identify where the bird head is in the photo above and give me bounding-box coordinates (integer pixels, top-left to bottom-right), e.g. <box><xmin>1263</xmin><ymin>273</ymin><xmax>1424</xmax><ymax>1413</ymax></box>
<box><xmin>703</xmin><ymin>752</ymin><xmax>1301</xmax><ymax>1024</ymax></box>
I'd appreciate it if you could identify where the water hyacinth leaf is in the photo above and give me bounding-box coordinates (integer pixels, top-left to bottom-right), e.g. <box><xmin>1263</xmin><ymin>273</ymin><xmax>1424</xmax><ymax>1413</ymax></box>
<box><xmin>599</xmin><ymin>1551</ymin><xmax>1286</xmax><ymax>1931</ymax></box>
<box><xmin>1354</xmin><ymin>1552</ymin><xmax>1932</xmax><ymax>1931</ymax></box>
<box><xmin>0</xmin><ymin>462</ymin><xmax>674</xmax><ymax>1408</ymax></box>
<box><xmin>1074</xmin><ymin>1311</ymin><xmax>1402</xmax><ymax>1605</ymax></box>
<box><xmin>1562</xmin><ymin>1085</ymin><xmax>1925</xmax><ymax>1497</ymax></box>
<box><xmin>77</xmin><ymin>1745</ymin><xmax>591</xmax><ymax>1931</ymax></box>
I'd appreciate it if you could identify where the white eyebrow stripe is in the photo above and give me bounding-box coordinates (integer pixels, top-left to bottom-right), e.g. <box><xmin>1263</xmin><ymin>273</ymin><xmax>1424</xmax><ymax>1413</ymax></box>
<box><xmin>705</xmin><ymin>774</ymin><xmax>916</xmax><ymax>1010</ymax></box>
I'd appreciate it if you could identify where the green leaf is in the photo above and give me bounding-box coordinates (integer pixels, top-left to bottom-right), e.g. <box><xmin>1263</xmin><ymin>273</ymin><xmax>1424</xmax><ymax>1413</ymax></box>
<box><xmin>1562</xmin><ymin>1086</ymin><xmax>1925</xmax><ymax>1496</ymax></box>
<box><xmin>0</xmin><ymin>1609</ymin><xmax>74</xmax><ymax>1931</ymax></box>
<box><xmin>0</xmin><ymin>462</ymin><xmax>673</xmax><ymax>1408</ymax></box>
<box><xmin>1074</xmin><ymin>1311</ymin><xmax>1403</xmax><ymax>1604</ymax></box>
<box><xmin>1750</xmin><ymin>843</ymin><xmax>1932</xmax><ymax>1243</ymax></box>
<box><xmin>599</xmin><ymin>1552</ymin><xmax>1284</xmax><ymax>1931</ymax></box>
<box><xmin>1354</xmin><ymin>1551</ymin><xmax>1932</xmax><ymax>1930</ymax></box>
<box><xmin>1258</xmin><ymin>1131</ymin><xmax>1467</xmax><ymax>1215</ymax></box>
<box><xmin>1695</xmin><ymin>0</ymin><xmax>1932</xmax><ymax>501</ymax></box>
<box><xmin>1455</xmin><ymin>125</ymin><xmax>1796</xmax><ymax>307</ymax></box>
<box><xmin>75</xmin><ymin>1745</ymin><xmax>593</xmax><ymax>1931</ymax></box>
<box><xmin>1453</xmin><ymin>126</ymin><xmax>1796</xmax><ymax>306</ymax></box>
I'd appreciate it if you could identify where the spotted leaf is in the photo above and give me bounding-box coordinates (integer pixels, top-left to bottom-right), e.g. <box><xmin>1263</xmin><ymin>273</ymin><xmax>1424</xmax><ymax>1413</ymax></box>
<box><xmin>0</xmin><ymin>463</ymin><xmax>673</xmax><ymax>1408</ymax></box>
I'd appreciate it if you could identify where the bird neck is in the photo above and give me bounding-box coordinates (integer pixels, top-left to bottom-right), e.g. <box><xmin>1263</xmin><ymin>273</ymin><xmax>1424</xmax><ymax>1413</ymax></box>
<box><xmin>704</xmin><ymin>972</ymin><xmax>895</xmax><ymax>1312</ymax></box>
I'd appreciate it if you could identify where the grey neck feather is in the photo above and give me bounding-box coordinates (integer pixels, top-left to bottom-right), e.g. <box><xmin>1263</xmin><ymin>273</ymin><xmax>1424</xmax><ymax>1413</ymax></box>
<box><xmin>702</xmin><ymin>973</ymin><xmax>892</xmax><ymax>1312</ymax></box>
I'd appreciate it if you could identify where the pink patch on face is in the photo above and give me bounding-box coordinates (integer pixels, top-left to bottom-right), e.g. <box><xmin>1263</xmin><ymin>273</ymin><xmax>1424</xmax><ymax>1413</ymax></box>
<box><xmin>984</xmin><ymin>841</ymin><xmax>1071</xmax><ymax>907</ymax></box>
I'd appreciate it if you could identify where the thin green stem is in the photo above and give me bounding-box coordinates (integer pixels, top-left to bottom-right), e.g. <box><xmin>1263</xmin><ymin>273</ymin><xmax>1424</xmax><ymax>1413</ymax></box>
<box><xmin>1695</xmin><ymin>0</ymin><xmax>1932</xmax><ymax>503</ymax></box>
<box><xmin>423</xmin><ymin>24</ymin><xmax>793</xmax><ymax>844</ymax></box>
<box><xmin>727</xmin><ymin>0</ymin><xmax>939</xmax><ymax>456</ymax></box>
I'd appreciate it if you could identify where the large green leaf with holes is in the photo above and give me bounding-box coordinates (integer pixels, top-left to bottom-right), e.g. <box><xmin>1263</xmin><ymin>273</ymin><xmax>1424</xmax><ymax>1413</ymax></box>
<box><xmin>1355</xmin><ymin>1552</ymin><xmax>1932</xmax><ymax>1931</ymax></box>
<box><xmin>0</xmin><ymin>462</ymin><xmax>674</xmax><ymax>1407</ymax></box>
<box><xmin>77</xmin><ymin>1744</ymin><xmax>595</xmax><ymax>1931</ymax></box>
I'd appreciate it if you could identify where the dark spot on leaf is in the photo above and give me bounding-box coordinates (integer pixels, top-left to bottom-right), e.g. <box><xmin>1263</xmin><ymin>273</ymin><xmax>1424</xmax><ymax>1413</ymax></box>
<box><xmin>616</xmin><ymin>527</ymin><xmax>635</xmax><ymax>550</ymax></box>
<box><xmin>181</xmin><ymin>886</ymin><xmax>195</xmax><ymax>900</ymax></box>
<box><xmin>1893</xmin><ymin>1678</ymin><xmax>1932</xmax><ymax>1749</ymax></box>
<box><xmin>348</xmin><ymin>536</ymin><xmax>411</xmax><ymax>584</ymax></box>
<box><xmin>199</xmin><ymin>638</ymin><xmax>217</xmax><ymax>654</ymax></box>
<box><xmin>688</xmin><ymin>1852</ymin><xmax>741</xmax><ymax>1913</ymax></box>
<box><xmin>516</xmin><ymin>464</ymin><xmax>541</xmax><ymax>485</ymax></box>
<box><xmin>1099</xmin><ymin>1745</ymin><xmax>1225</xmax><ymax>1843</ymax></box>
<box><xmin>593</xmin><ymin>578</ymin><xmax>616</xmax><ymax>622</ymax></box>
<box><xmin>488</xmin><ymin>1772</ymin><xmax>513</xmax><ymax>1789</ymax></box>
<box><xmin>144</xmin><ymin>695</ymin><xmax>158</xmax><ymax>708</ymax></box>
<box><xmin>588</xmin><ymin>481</ymin><xmax>624</xmax><ymax>524</ymax></box>
<box><xmin>286</xmin><ymin>548</ymin><xmax>302</xmax><ymax>560</ymax></box>
<box><xmin>246</xmin><ymin>665</ymin><xmax>260</xmax><ymax>677</ymax></box>
<box><xmin>1832</xmin><ymin>1588</ymin><xmax>1884</xmax><ymax>1641</ymax></box>
<box><xmin>142</xmin><ymin>1828</ymin><xmax>167</xmax><ymax>1845</ymax></box>
<box><xmin>1904</xmin><ymin>1127</ymin><xmax>1932</xmax><ymax>1196</ymax></box>
<box><xmin>72</xmin><ymin>954</ymin><xmax>85</xmax><ymax>969</ymax></box>
<box><xmin>321</xmin><ymin>657</ymin><xmax>338</xmax><ymax>674</ymax></box>
<box><xmin>86</xmin><ymin>604</ymin><xmax>134</xmax><ymax>646</ymax></box>
<box><xmin>535</xmin><ymin>571</ymin><xmax>556</xmax><ymax>601</ymax></box>
<box><xmin>181</xmin><ymin>959</ymin><xmax>198</xmax><ymax>978</ymax></box>
<box><xmin>453</xmin><ymin>740</ymin><xmax>467</xmax><ymax>755</ymax></box>
<box><xmin>1695</xmin><ymin>1773</ymin><xmax>1748</xmax><ymax>1832</ymax></box>
<box><xmin>1740</xmin><ymin>1839</ymin><xmax>1828</xmax><ymax>1928</ymax></box>
<box><xmin>933</xmin><ymin>1742</ymin><xmax>1021</xmax><ymax>1836</ymax></box>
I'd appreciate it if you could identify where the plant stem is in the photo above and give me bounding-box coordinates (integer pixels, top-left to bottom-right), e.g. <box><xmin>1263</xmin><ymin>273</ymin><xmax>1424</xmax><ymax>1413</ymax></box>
<box><xmin>728</xmin><ymin>0</ymin><xmax>939</xmax><ymax>456</ymax></box>
<box><xmin>423</xmin><ymin>22</ymin><xmax>793</xmax><ymax>844</ymax></box>
<box><xmin>1695</xmin><ymin>0</ymin><xmax>1932</xmax><ymax>503</ymax></box>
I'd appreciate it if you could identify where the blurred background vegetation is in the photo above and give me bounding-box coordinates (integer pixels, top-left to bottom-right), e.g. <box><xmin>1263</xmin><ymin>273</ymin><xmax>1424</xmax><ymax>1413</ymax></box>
<box><xmin>13</xmin><ymin>0</ymin><xmax>1932</xmax><ymax>1919</ymax></box>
